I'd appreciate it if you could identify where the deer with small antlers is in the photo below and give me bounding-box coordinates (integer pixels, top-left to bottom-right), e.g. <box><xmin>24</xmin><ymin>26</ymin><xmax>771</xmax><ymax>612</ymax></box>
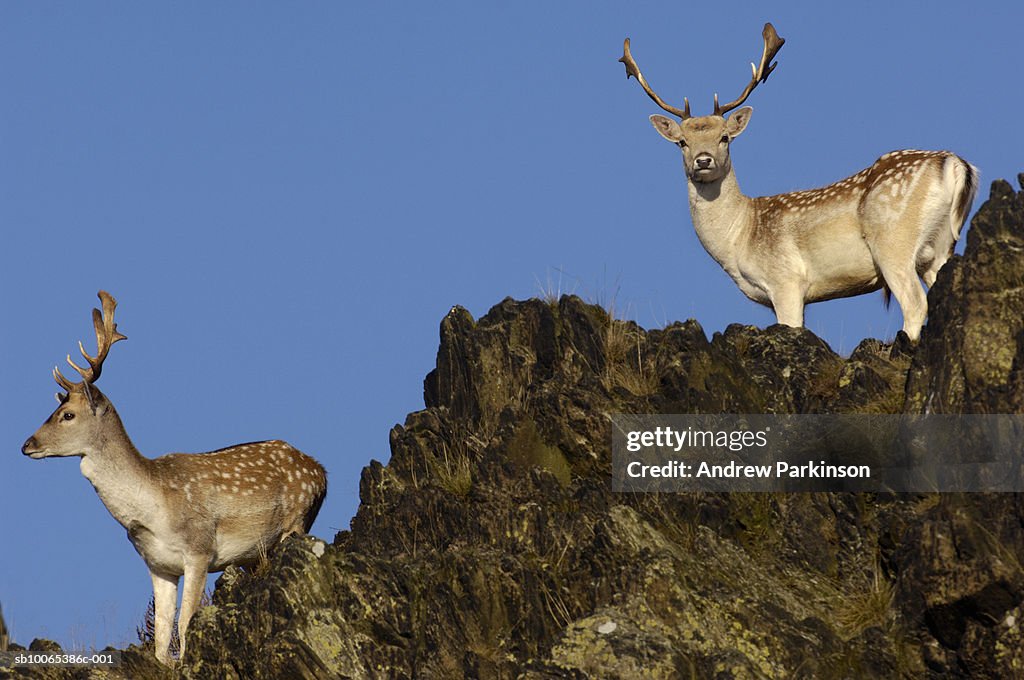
<box><xmin>620</xmin><ymin>23</ymin><xmax>977</xmax><ymax>341</ymax></box>
<box><xmin>22</xmin><ymin>292</ymin><xmax>327</xmax><ymax>665</ymax></box>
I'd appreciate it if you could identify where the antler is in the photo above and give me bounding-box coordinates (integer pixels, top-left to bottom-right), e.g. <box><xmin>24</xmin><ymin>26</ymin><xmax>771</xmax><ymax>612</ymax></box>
<box><xmin>619</xmin><ymin>38</ymin><xmax>691</xmax><ymax>120</ymax></box>
<box><xmin>713</xmin><ymin>22</ymin><xmax>785</xmax><ymax>116</ymax></box>
<box><xmin>54</xmin><ymin>291</ymin><xmax>127</xmax><ymax>392</ymax></box>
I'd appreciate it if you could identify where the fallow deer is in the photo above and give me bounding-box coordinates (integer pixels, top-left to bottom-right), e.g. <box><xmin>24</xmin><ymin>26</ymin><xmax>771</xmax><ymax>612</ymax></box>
<box><xmin>22</xmin><ymin>291</ymin><xmax>327</xmax><ymax>665</ymax></box>
<box><xmin>620</xmin><ymin>23</ymin><xmax>978</xmax><ymax>341</ymax></box>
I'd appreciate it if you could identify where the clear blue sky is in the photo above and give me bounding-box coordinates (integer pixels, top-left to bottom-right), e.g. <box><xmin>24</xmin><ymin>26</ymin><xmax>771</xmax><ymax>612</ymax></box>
<box><xmin>2</xmin><ymin>2</ymin><xmax>1020</xmax><ymax>650</ymax></box>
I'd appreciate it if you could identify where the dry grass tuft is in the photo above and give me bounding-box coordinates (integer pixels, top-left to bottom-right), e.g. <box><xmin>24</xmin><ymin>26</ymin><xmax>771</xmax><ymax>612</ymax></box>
<box><xmin>603</xmin><ymin>302</ymin><xmax>658</xmax><ymax>396</ymax></box>
<box><xmin>832</xmin><ymin>565</ymin><xmax>897</xmax><ymax>639</ymax></box>
<box><xmin>137</xmin><ymin>589</ymin><xmax>214</xmax><ymax>657</ymax></box>
<box><xmin>434</xmin><ymin>441</ymin><xmax>474</xmax><ymax>497</ymax></box>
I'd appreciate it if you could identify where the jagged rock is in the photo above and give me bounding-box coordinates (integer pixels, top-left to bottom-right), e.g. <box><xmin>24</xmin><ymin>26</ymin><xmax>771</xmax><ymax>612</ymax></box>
<box><xmin>905</xmin><ymin>175</ymin><xmax>1024</xmax><ymax>414</ymax></box>
<box><xmin>834</xmin><ymin>338</ymin><xmax>912</xmax><ymax>414</ymax></box>
<box><xmin>179</xmin><ymin>292</ymin><xmax>932</xmax><ymax>678</ymax></box>
<box><xmin>886</xmin><ymin>177</ymin><xmax>1024</xmax><ymax>676</ymax></box>
<box><xmin>649</xmin><ymin>321</ymin><xmax>844</xmax><ymax>414</ymax></box>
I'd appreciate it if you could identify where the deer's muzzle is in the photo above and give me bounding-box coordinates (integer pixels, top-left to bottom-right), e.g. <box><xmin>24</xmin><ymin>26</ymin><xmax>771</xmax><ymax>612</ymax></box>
<box><xmin>22</xmin><ymin>437</ymin><xmax>41</xmax><ymax>457</ymax></box>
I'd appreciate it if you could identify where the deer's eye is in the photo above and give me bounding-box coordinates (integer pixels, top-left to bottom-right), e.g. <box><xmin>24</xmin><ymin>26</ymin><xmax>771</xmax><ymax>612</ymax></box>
<box><xmin>720</xmin><ymin>135</ymin><xmax>730</xmax><ymax>144</ymax></box>
<box><xmin>677</xmin><ymin>140</ymin><xmax>687</xmax><ymax>149</ymax></box>
<box><xmin>62</xmin><ymin>411</ymin><xmax>75</xmax><ymax>421</ymax></box>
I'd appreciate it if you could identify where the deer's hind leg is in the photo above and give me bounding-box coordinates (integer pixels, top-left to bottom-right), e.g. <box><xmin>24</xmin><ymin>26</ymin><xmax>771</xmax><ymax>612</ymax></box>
<box><xmin>866</xmin><ymin>224</ymin><xmax>928</xmax><ymax>340</ymax></box>
<box><xmin>917</xmin><ymin>202</ymin><xmax>959</xmax><ymax>289</ymax></box>
<box><xmin>878</xmin><ymin>261</ymin><xmax>928</xmax><ymax>341</ymax></box>
<box><xmin>864</xmin><ymin>219</ymin><xmax>930</xmax><ymax>340</ymax></box>
<box><xmin>860</xmin><ymin>180</ymin><xmax>940</xmax><ymax>341</ymax></box>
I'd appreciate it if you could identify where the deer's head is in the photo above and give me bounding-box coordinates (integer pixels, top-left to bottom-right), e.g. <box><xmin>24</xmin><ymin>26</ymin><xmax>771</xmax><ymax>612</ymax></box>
<box><xmin>620</xmin><ymin>23</ymin><xmax>783</xmax><ymax>184</ymax></box>
<box><xmin>649</xmin><ymin>110</ymin><xmax>752</xmax><ymax>184</ymax></box>
<box><xmin>22</xmin><ymin>291</ymin><xmax>126</xmax><ymax>459</ymax></box>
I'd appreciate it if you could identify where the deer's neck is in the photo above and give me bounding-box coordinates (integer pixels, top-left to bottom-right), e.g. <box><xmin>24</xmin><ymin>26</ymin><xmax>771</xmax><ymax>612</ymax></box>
<box><xmin>686</xmin><ymin>169</ymin><xmax>754</xmax><ymax>268</ymax></box>
<box><xmin>79</xmin><ymin>416</ymin><xmax>156</xmax><ymax>530</ymax></box>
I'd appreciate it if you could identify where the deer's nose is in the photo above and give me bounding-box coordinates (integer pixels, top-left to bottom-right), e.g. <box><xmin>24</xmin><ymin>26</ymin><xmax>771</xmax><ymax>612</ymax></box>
<box><xmin>22</xmin><ymin>437</ymin><xmax>37</xmax><ymax>456</ymax></box>
<box><xmin>695</xmin><ymin>156</ymin><xmax>714</xmax><ymax>170</ymax></box>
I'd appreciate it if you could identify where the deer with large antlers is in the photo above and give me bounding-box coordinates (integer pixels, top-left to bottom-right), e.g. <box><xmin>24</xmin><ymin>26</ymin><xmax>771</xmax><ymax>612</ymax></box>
<box><xmin>22</xmin><ymin>292</ymin><xmax>327</xmax><ymax>665</ymax></box>
<box><xmin>620</xmin><ymin>23</ymin><xmax>977</xmax><ymax>341</ymax></box>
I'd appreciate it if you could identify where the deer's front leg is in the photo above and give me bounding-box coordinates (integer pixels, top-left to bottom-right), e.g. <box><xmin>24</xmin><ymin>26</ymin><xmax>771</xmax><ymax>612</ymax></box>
<box><xmin>176</xmin><ymin>557</ymin><xmax>209</xmax><ymax>662</ymax></box>
<box><xmin>150</xmin><ymin>570</ymin><xmax>179</xmax><ymax>665</ymax></box>
<box><xmin>770</xmin><ymin>287</ymin><xmax>805</xmax><ymax>328</ymax></box>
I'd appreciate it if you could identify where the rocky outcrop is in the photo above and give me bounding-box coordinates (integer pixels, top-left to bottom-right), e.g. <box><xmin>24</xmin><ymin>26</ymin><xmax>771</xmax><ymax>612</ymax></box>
<box><xmin>6</xmin><ymin>176</ymin><xmax>1024</xmax><ymax>679</ymax></box>
<box><xmin>890</xmin><ymin>175</ymin><xmax>1024</xmax><ymax>676</ymax></box>
<box><xmin>905</xmin><ymin>174</ymin><xmax>1024</xmax><ymax>414</ymax></box>
<box><xmin>182</xmin><ymin>298</ymin><xmax>913</xmax><ymax>679</ymax></box>
<box><xmin>177</xmin><ymin>180</ymin><xmax>1023</xmax><ymax>678</ymax></box>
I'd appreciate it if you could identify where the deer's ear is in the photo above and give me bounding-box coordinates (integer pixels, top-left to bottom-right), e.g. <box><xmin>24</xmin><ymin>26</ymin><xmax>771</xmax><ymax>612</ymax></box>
<box><xmin>725</xmin><ymin>107</ymin><xmax>753</xmax><ymax>138</ymax></box>
<box><xmin>650</xmin><ymin>115</ymin><xmax>684</xmax><ymax>143</ymax></box>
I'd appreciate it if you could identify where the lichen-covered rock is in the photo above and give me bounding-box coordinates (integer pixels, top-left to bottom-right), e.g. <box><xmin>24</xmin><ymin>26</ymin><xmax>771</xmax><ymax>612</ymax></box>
<box><xmin>835</xmin><ymin>338</ymin><xmax>913</xmax><ymax>413</ymax></box>
<box><xmin>905</xmin><ymin>175</ymin><xmax>1024</xmax><ymax>414</ymax></box>
<box><xmin>178</xmin><ymin>293</ymin><xmax>936</xmax><ymax>678</ymax></box>
<box><xmin>890</xmin><ymin>176</ymin><xmax>1024</xmax><ymax>676</ymax></box>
